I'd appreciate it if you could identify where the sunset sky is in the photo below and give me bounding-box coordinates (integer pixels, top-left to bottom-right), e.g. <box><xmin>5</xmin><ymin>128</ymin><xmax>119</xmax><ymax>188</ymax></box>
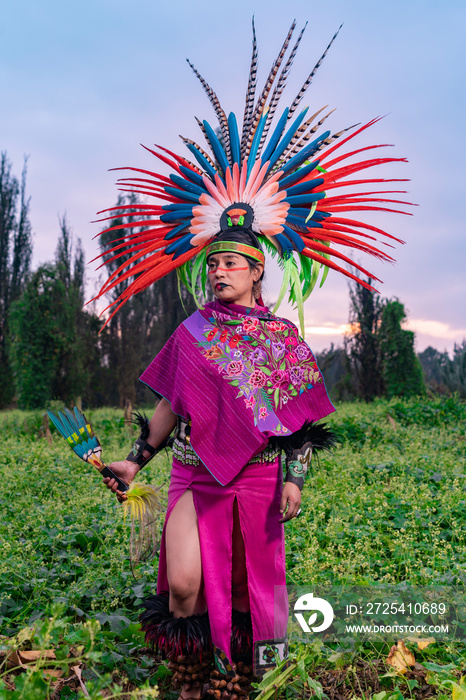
<box><xmin>2</xmin><ymin>0</ymin><xmax>465</xmax><ymax>353</ymax></box>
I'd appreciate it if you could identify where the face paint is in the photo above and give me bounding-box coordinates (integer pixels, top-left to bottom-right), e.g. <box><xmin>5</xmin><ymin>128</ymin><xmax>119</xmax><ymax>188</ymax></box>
<box><xmin>208</xmin><ymin>265</ymin><xmax>249</xmax><ymax>274</ymax></box>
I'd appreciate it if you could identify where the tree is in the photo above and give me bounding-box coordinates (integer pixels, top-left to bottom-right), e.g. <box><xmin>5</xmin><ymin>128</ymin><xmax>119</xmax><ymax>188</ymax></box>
<box><xmin>0</xmin><ymin>153</ymin><xmax>33</xmax><ymax>406</ymax></box>
<box><xmin>345</xmin><ymin>282</ymin><xmax>384</xmax><ymax>401</ymax></box>
<box><xmin>378</xmin><ymin>299</ymin><xmax>425</xmax><ymax>398</ymax></box>
<box><xmin>316</xmin><ymin>344</ymin><xmax>355</xmax><ymax>401</ymax></box>
<box><xmin>418</xmin><ymin>346</ymin><xmax>450</xmax><ymax>394</ymax></box>
<box><xmin>9</xmin><ymin>218</ymin><xmax>98</xmax><ymax>408</ymax></box>
<box><xmin>9</xmin><ymin>264</ymin><xmax>71</xmax><ymax>408</ymax></box>
<box><xmin>441</xmin><ymin>340</ymin><xmax>466</xmax><ymax>398</ymax></box>
<box><xmin>345</xmin><ymin>282</ymin><xmax>425</xmax><ymax>400</ymax></box>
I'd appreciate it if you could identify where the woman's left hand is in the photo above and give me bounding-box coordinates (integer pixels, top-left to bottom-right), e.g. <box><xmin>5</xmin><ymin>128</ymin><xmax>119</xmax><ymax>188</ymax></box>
<box><xmin>279</xmin><ymin>482</ymin><xmax>302</xmax><ymax>523</ymax></box>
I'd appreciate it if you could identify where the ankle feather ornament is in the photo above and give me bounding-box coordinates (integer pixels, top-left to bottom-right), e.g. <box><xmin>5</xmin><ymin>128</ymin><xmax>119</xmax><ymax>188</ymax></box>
<box><xmin>139</xmin><ymin>593</ymin><xmax>214</xmax><ymax>691</ymax></box>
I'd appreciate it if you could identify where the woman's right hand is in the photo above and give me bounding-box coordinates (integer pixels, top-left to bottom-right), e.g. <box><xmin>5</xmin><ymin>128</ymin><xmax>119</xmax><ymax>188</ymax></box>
<box><xmin>102</xmin><ymin>460</ymin><xmax>140</xmax><ymax>502</ymax></box>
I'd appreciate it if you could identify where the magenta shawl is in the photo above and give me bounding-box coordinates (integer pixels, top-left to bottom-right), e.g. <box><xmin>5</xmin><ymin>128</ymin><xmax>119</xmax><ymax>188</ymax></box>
<box><xmin>140</xmin><ymin>300</ymin><xmax>335</xmax><ymax>485</ymax></box>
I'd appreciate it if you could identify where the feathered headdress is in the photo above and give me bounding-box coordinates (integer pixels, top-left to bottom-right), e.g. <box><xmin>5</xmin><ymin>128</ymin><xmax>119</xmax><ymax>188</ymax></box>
<box><xmin>92</xmin><ymin>20</ymin><xmax>413</xmax><ymax>334</ymax></box>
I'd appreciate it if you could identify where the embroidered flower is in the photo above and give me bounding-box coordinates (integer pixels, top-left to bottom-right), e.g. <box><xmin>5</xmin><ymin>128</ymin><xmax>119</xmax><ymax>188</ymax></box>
<box><xmin>271</xmin><ymin>369</ymin><xmax>289</xmax><ymax>387</ymax></box>
<box><xmin>295</xmin><ymin>343</ymin><xmax>310</xmax><ymax>361</ymax></box>
<box><xmin>242</xmin><ymin>317</ymin><xmax>259</xmax><ymax>333</ymax></box>
<box><xmin>207</xmin><ymin>327</ymin><xmax>218</xmax><ymax>341</ymax></box>
<box><xmin>248</xmin><ymin>369</ymin><xmax>267</xmax><ymax>388</ymax></box>
<box><xmin>205</xmin><ymin>344</ymin><xmax>222</xmax><ymax>360</ymax></box>
<box><xmin>267</xmin><ymin>320</ymin><xmax>287</xmax><ymax>332</ymax></box>
<box><xmin>289</xmin><ymin>367</ymin><xmax>305</xmax><ymax>386</ymax></box>
<box><xmin>272</xmin><ymin>341</ymin><xmax>286</xmax><ymax>361</ymax></box>
<box><xmin>286</xmin><ymin>352</ymin><xmax>297</xmax><ymax>364</ymax></box>
<box><xmin>285</xmin><ymin>336</ymin><xmax>298</xmax><ymax>346</ymax></box>
<box><xmin>244</xmin><ymin>395</ymin><xmax>256</xmax><ymax>409</ymax></box>
<box><xmin>229</xmin><ymin>334</ymin><xmax>242</xmax><ymax>348</ymax></box>
<box><xmin>234</xmin><ymin>350</ymin><xmax>242</xmax><ymax>358</ymax></box>
<box><xmin>219</xmin><ymin>329</ymin><xmax>228</xmax><ymax>342</ymax></box>
<box><xmin>227</xmin><ymin>360</ymin><xmax>244</xmax><ymax>376</ymax></box>
<box><xmin>259</xmin><ymin>407</ymin><xmax>268</xmax><ymax>419</ymax></box>
<box><xmin>282</xmin><ymin>395</ymin><xmax>289</xmax><ymax>404</ymax></box>
<box><xmin>249</xmin><ymin>347</ymin><xmax>267</xmax><ymax>365</ymax></box>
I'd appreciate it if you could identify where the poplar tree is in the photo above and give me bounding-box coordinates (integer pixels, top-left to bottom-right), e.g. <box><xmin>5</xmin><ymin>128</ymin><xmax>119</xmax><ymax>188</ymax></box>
<box><xmin>0</xmin><ymin>153</ymin><xmax>33</xmax><ymax>406</ymax></box>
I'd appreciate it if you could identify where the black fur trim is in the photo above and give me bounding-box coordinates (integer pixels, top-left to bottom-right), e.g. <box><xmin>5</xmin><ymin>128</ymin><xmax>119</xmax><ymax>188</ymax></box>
<box><xmin>131</xmin><ymin>411</ymin><xmax>151</xmax><ymax>440</ymax></box>
<box><xmin>268</xmin><ymin>421</ymin><xmax>337</xmax><ymax>459</ymax></box>
<box><xmin>139</xmin><ymin>593</ymin><xmax>212</xmax><ymax>658</ymax></box>
<box><xmin>231</xmin><ymin>609</ymin><xmax>253</xmax><ymax>664</ymax></box>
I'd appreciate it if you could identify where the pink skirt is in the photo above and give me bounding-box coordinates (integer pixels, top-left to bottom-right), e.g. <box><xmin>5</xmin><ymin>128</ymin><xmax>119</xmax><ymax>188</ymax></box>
<box><xmin>156</xmin><ymin>456</ymin><xmax>289</xmax><ymax>676</ymax></box>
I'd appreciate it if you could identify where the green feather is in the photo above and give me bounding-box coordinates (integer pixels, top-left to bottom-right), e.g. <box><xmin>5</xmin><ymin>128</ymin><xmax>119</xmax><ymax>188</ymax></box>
<box><xmin>272</xmin><ymin>254</ymin><xmax>292</xmax><ymax>314</ymax></box>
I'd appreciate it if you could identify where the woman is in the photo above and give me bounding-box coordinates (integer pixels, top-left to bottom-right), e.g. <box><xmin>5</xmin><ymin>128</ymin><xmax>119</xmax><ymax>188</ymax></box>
<box><xmin>95</xmin><ymin>20</ymin><xmax>409</xmax><ymax>700</ymax></box>
<box><xmin>103</xmin><ymin>227</ymin><xmax>335</xmax><ymax>700</ymax></box>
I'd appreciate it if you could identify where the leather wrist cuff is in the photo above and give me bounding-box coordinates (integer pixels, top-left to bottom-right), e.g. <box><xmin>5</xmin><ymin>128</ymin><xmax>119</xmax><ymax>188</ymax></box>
<box><xmin>285</xmin><ymin>471</ymin><xmax>305</xmax><ymax>491</ymax></box>
<box><xmin>285</xmin><ymin>441</ymin><xmax>313</xmax><ymax>491</ymax></box>
<box><xmin>126</xmin><ymin>437</ymin><xmax>157</xmax><ymax>469</ymax></box>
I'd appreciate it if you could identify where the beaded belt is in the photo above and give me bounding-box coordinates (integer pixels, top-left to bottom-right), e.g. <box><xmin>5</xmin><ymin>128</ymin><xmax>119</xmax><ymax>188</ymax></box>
<box><xmin>172</xmin><ymin>436</ymin><xmax>281</xmax><ymax>467</ymax></box>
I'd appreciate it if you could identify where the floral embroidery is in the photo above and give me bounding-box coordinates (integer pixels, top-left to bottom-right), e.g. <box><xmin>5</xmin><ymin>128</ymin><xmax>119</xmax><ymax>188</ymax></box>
<box><xmin>270</xmin><ymin>369</ymin><xmax>288</xmax><ymax>387</ymax></box>
<box><xmin>242</xmin><ymin>317</ymin><xmax>259</xmax><ymax>333</ymax></box>
<box><xmin>271</xmin><ymin>341</ymin><xmax>286</xmax><ymax>361</ymax></box>
<box><xmin>196</xmin><ymin>309</ymin><xmax>322</xmax><ymax>427</ymax></box>
<box><xmin>249</xmin><ymin>369</ymin><xmax>267</xmax><ymax>387</ymax></box>
<box><xmin>295</xmin><ymin>343</ymin><xmax>310</xmax><ymax>361</ymax></box>
<box><xmin>204</xmin><ymin>344</ymin><xmax>222</xmax><ymax>360</ymax></box>
<box><xmin>250</xmin><ymin>347</ymin><xmax>267</xmax><ymax>365</ymax></box>
<box><xmin>227</xmin><ymin>360</ymin><xmax>243</xmax><ymax>376</ymax></box>
<box><xmin>244</xmin><ymin>395</ymin><xmax>256</xmax><ymax>409</ymax></box>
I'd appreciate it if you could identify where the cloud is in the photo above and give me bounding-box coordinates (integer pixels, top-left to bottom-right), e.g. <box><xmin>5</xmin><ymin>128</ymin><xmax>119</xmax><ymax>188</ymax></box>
<box><xmin>305</xmin><ymin>323</ymin><xmax>350</xmax><ymax>337</ymax></box>
<box><xmin>405</xmin><ymin>319</ymin><xmax>466</xmax><ymax>342</ymax></box>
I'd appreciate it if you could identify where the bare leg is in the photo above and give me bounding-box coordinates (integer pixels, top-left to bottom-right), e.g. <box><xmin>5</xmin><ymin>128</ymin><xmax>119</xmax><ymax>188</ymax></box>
<box><xmin>165</xmin><ymin>488</ymin><xmax>206</xmax><ymax>616</ymax></box>
<box><xmin>165</xmin><ymin>489</ymin><xmax>206</xmax><ymax>700</ymax></box>
<box><xmin>232</xmin><ymin>497</ymin><xmax>250</xmax><ymax>612</ymax></box>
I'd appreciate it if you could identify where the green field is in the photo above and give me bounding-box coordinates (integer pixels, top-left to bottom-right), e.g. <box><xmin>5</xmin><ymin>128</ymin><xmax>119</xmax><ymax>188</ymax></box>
<box><xmin>0</xmin><ymin>397</ymin><xmax>465</xmax><ymax>699</ymax></box>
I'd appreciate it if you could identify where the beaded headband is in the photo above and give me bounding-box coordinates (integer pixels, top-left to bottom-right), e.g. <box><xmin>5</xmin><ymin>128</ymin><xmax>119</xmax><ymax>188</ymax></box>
<box><xmin>206</xmin><ymin>241</ymin><xmax>265</xmax><ymax>265</ymax></box>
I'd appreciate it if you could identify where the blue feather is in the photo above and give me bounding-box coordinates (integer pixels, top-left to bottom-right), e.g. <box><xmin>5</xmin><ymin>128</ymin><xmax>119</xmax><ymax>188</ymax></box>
<box><xmin>282</xmin><ymin>225</ymin><xmax>305</xmax><ymax>252</ymax></box>
<box><xmin>179</xmin><ymin>165</ymin><xmax>206</xmax><ymax>189</ymax></box>
<box><xmin>283</xmin><ymin>177</ymin><xmax>324</xmax><ymax>197</ymax></box>
<box><xmin>284</xmin><ymin>192</ymin><xmax>326</xmax><ymax>206</ymax></box>
<box><xmin>247</xmin><ymin>109</ymin><xmax>269</xmax><ymax>174</ymax></box>
<box><xmin>278</xmin><ymin>159</ymin><xmax>321</xmax><ymax>189</ymax></box>
<box><xmin>165</xmin><ymin>235</ymin><xmax>195</xmax><ymax>259</ymax></box>
<box><xmin>185</xmin><ymin>143</ymin><xmax>218</xmax><ymax>181</ymax></box>
<box><xmin>203</xmin><ymin>120</ymin><xmax>229</xmax><ymax>173</ymax></box>
<box><xmin>162</xmin><ymin>203</ymin><xmax>194</xmax><ymax>213</ymax></box>
<box><xmin>310</xmin><ymin>211</ymin><xmax>331</xmax><ymax>220</ymax></box>
<box><xmin>287</xmin><ymin>214</ymin><xmax>323</xmax><ymax>229</ymax></box>
<box><xmin>59</xmin><ymin>410</ymin><xmax>76</xmax><ymax>437</ymax></box>
<box><xmin>47</xmin><ymin>410</ymin><xmax>68</xmax><ymax>439</ymax></box>
<box><xmin>265</xmin><ymin>108</ymin><xmax>309</xmax><ymax>174</ymax></box>
<box><xmin>170</xmin><ymin>174</ymin><xmax>206</xmax><ymax>197</ymax></box>
<box><xmin>279</xmin><ymin>132</ymin><xmax>330</xmax><ymax>177</ymax></box>
<box><xmin>228</xmin><ymin>113</ymin><xmax>241</xmax><ymax>165</ymax></box>
<box><xmin>160</xmin><ymin>211</ymin><xmax>192</xmax><ymax>224</ymax></box>
<box><xmin>261</xmin><ymin>108</ymin><xmax>289</xmax><ymax>163</ymax></box>
<box><xmin>164</xmin><ymin>222</ymin><xmax>190</xmax><ymax>241</ymax></box>
<box><xmin>275</xmin><ymin>233</ymin><xmax>294</xmax><ymax>255</ymax></box>
<box><xmin>164</xmin><ymin>186</ymin><xmax>200</xmax><ymax>204</ymax></box>
<box><xmin>73</xmin><ymin>407</ymin><xmax>87</xmax><ymax>430</ymax></box>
